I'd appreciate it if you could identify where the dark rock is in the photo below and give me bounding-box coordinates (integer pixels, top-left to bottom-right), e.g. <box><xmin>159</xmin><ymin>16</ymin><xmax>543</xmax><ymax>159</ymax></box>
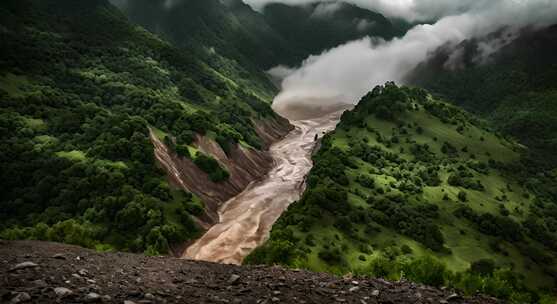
<box><xmin>10</xmin><ymin>292</ymin><xmax>31</xmax><ymax>303</ymax></box>
<box><xmin>83</xmin><ymin>292</ymin><xmax>102</xmax><ymax>303</ymax></box>
<box><xmin>10</xmin><ymin>262</ymin><xmax>38</xmax><ymax>272</ymax></box>
<box><xmin>127</xmin><ymin>291</ymin><xmax>142</xmax><ymax>297</ymax></box>
<box><xmin>32</xmin><ymin>279</ymin><xmax>47</xmax><ymax>288</ymax></box>
<box><xmin>144</xmin><ymin>293</ymin><xmax>155</xmax><ymax>300</ymax></box>
<box><xmin>52</xmin><ymin>254</ymin><xmax>66</xmax><ymax>260</ymax></box>
<box><xmin>54</xmin><ymin>287</ymin><xmax>73</xmax><ymax>298</ymax></box>
<box><xmin>228</xmin><ymin>274</ymin><xmax>241</xmax><ymax>285</ymax></box>
<box><xmin>83</xmin><ymin>292</ymin><xmax>101</xmax><ymax>302</ymax></box>
<box><xmin>447</xmin><ymin>293</ymin><xmax>462</xmax><ymax>301</ymax></box>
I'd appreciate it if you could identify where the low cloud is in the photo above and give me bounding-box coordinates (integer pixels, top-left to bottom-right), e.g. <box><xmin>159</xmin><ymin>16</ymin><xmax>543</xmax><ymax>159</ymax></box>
<box><xmin>355</xmin><ymin>19</ymin><xmax>376</xmax><ymax>32</ymax></box>
<box><xmin>310</xmin><ymin>2</ymin><xmax>343</xmax><ymax>18</ymax></box>
<box><xmin>244</xmin><ymin>0</ymin><xmax>497</xmax><ymax>22</ymax></box>
<box><xmin>271</xmin><ymin>0</ymin><xmax>557</xmax><ymax>111</ymax></box>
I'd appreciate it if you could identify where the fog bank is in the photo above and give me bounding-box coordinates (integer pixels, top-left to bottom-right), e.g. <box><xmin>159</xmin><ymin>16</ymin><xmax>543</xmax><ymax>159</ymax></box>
<box><xmin>271</xmin><ymin>0</ymin><xmax>557</xmax><ymax>112</ymax></box>
<box><xmin>244</xmin><ymin>0</ymin><xmax>500</xmax><ymax>22</ymax></box>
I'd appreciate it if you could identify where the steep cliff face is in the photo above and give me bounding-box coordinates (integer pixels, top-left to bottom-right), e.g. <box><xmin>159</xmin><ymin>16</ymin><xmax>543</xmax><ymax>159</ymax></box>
<box><xmin>151</xmin><ymin>116</ymin><xmax>293</xmax><ymax>229</ymax></box>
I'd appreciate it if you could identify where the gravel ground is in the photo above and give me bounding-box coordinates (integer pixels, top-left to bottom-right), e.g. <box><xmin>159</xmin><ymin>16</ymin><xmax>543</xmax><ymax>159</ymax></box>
<box><xmin>0</xmin><ymin>240</ymin><xmax>500</xmax><ymax>304</ymax></box>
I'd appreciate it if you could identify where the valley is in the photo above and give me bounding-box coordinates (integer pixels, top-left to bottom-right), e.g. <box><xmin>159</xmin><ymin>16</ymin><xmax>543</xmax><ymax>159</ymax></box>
<box><xmin>1</xmin><ymin>0</ymin><xmax>557</xmax><ymax>303</ymax></box>
<box><xmin>184</xmin><ymin>106</ymin><xmax>346</xmax><ymax>264</ymax></box>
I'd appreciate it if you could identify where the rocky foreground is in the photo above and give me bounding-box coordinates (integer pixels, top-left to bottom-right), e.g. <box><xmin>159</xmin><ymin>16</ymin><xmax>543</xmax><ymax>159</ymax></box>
<box><xmin>0</xmin><ymin>241</ymin><xmax>499</xmax><ymax>304</ymax></box>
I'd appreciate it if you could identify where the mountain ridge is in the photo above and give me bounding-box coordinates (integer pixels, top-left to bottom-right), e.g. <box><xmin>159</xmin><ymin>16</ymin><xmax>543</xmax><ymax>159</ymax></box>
<box><xmin>407</xmin><ymin>24</ymin><xmax>557</xmax><ymax>165</ymax></box>
<box><xmin>112</xmin><ymin>0</ymin><xmax>407</xmax><ymax>70</ymax></box>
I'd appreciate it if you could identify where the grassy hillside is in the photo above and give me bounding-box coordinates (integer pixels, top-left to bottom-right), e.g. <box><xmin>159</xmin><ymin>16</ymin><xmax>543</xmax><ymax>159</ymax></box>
<box><xmin>247</xmin><ymin>83</ymin><xmax>557</xmax><ymax>302</ymax></box>
<box><xmin>0</xmin><ymin>0</ymin><xmax>284</xmax><ymax>254</ymax></box>
<box><xmin>408</xmin><ymin>24</ymin><xmax>557</xmax><ymax>165</ymax></box>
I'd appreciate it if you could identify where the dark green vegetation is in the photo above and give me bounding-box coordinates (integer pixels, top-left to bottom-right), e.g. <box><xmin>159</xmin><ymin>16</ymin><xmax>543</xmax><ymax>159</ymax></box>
<box><xmin>115</xmin><ymin>0</ymin><xmax>406</xmax><ymax>70</ymax></box>
<box><xmin>261</xmin><ymin>1</ymin><xmax>406</xmax><ymax>58</ymax></box>
<box><xmin>409</xmin><ymin>24</ymin><xmax>557</xmax><ymax>165</ymax></box>
<box><xmin>0</xmin><ymin>0</ymin><xmax>411</xmax><ymax>256</ymax></box>
<box><xmin>115</xmin><ymin>0</ymin><xmax>291</xmax><ymax>97</ymax></box>
<box><xmin>0</xmin><ymin>0</ymin><xmax>283</xmax><ymax>254</ymax></box>
<box><xmin>247</xmin><ymin>83</ymin><xmax>557</xmax><ymax>303</ymax></box>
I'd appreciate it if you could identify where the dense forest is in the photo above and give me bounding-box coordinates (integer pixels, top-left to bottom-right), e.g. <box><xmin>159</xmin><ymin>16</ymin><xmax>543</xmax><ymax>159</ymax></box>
<box><xmin>247</xmin><ymin>83</ymin><xmax>557</xmax><ymax>303</ymax></box>
<box><xmin>260</xmin><ymin>1</ymin><xmax>407</xmax><ymax>59</ymax></box>
<box><xmin>0</xmin><ymin>0</ymin><xmax>284</xmax><ymax>254</ymax></box>
<box><xmin>112</xmin><ymin>0</ymin><xmax>407</xmax><ymax>70</ymax></box>
<box><xmin>0</xmin><ymin>0</ymin><xmax>408</xmax><ymax>257</ymax></box>
<box><xmin>111</xmin><ymin>0</ymin><xmax>291</xmax><ymax>95</ymax></box>
<box><xmin>408</xmin><ymin>24</ymin><xmax>557</xmax><ymax>165</ymax></box>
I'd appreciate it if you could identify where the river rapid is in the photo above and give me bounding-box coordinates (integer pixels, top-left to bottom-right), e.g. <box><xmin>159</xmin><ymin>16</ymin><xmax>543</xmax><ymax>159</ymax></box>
<box><xmin>183</xmin><ymin>109</ymin><xmax>345</xmax><ymax>264</ymax></box>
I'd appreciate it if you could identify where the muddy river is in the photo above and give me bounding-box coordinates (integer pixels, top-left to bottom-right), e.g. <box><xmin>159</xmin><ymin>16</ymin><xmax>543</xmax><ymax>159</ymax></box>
<box><xmin>183</xmin><ymin>108</ymin><xmax>345</xmax><ymax>264</ymax></box>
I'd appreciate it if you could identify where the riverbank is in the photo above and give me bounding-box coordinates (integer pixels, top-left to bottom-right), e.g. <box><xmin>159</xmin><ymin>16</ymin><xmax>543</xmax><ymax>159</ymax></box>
<box><xmin>184</xmin><ymin>108</ymin><xmax>347</xmax><ymax>264</ymax></box>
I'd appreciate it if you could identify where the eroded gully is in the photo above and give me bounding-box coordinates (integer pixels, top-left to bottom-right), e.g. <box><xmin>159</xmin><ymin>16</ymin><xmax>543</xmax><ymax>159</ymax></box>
<box><xmin>183</xmin><ymin>109</ymin><xmax>345</xmax><ymax>264</ymax></box>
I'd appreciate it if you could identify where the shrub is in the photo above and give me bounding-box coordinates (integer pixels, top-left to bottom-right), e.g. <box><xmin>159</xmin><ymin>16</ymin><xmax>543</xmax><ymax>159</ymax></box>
<box><xmin>245</xmin><ymin>232</ymin><xmax>299</xmax><ymax>266</ymax></box>
<box><xmin>401</xmin><ymin>244</ymin><xmax>413</xmax><ymax>255</ymax></box>
<box><xmin>318</xmin><ymin>248</ymin><xmax>343</xmax><ymax>265</ymax></box>
<box><xmin>369</xmin><ymin>256</ymin><xmax>394</xmax><ymax>278</ymax></box>
<box><xmin>470</xmin><ymin>259</ymin><xmax>496</xmax><ymax>276</ymax></box>
<box><xmin>193</xmin><ymin>152</ymin><xmax>229</xmax><ymax>182</ymax></box>
<box><xmin>356</xmin><ymin>174</ymin><xmax>375</xmax><ymax>188</ymax></box>
<box><xmin>401</xmin><ymin>256</ymin><xmax>446</xmax><ymax>287</ymax></box>
<box><xmin>175</xmin><ymin>145</ymin><xmax>190</xmax><ymax>158</ymax></box>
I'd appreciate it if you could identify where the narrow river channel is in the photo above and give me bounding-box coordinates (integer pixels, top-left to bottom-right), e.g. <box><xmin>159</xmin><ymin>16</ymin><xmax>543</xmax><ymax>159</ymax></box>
<box><xmin>183</xmin><ymin>109</ymin><xmax>345</xmax><ymax>264</ymax></box>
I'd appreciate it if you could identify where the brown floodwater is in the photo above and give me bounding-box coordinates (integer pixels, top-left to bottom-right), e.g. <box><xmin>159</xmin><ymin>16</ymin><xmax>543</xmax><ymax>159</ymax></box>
<box><xmin>183</xmin><ymin>106</ymin><xmax>347</xmax><ymax>264</ymax></box>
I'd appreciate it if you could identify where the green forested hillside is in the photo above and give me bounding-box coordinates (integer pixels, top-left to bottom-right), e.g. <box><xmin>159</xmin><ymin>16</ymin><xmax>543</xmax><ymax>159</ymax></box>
<box><xmin>115</xmin><ymin>0</ymin><xmax>406</xmax><ymax>71</ymax></box>
<box><xmin>408</xmin><ymin>24</ymin><xmax>557</xmax><ymax>165</ymax></box>
<box><xmin>247</xmin><ymin>83</ymin><xmax>557</xmax><ymax>302</ymax></box>
<box><xmin>0</xmin><ymin>0</ymin><xmax>282</xmax><ymax>254</ymax></box>
<box><xmin>261</xmin><ymin>1</ymin><xmax>406</xmax><ymax>57</ymax></box>
<box><xmin>114</xmin><ymin>0</ymin><xmax>297</xmax><ymax>93</ymax></box>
